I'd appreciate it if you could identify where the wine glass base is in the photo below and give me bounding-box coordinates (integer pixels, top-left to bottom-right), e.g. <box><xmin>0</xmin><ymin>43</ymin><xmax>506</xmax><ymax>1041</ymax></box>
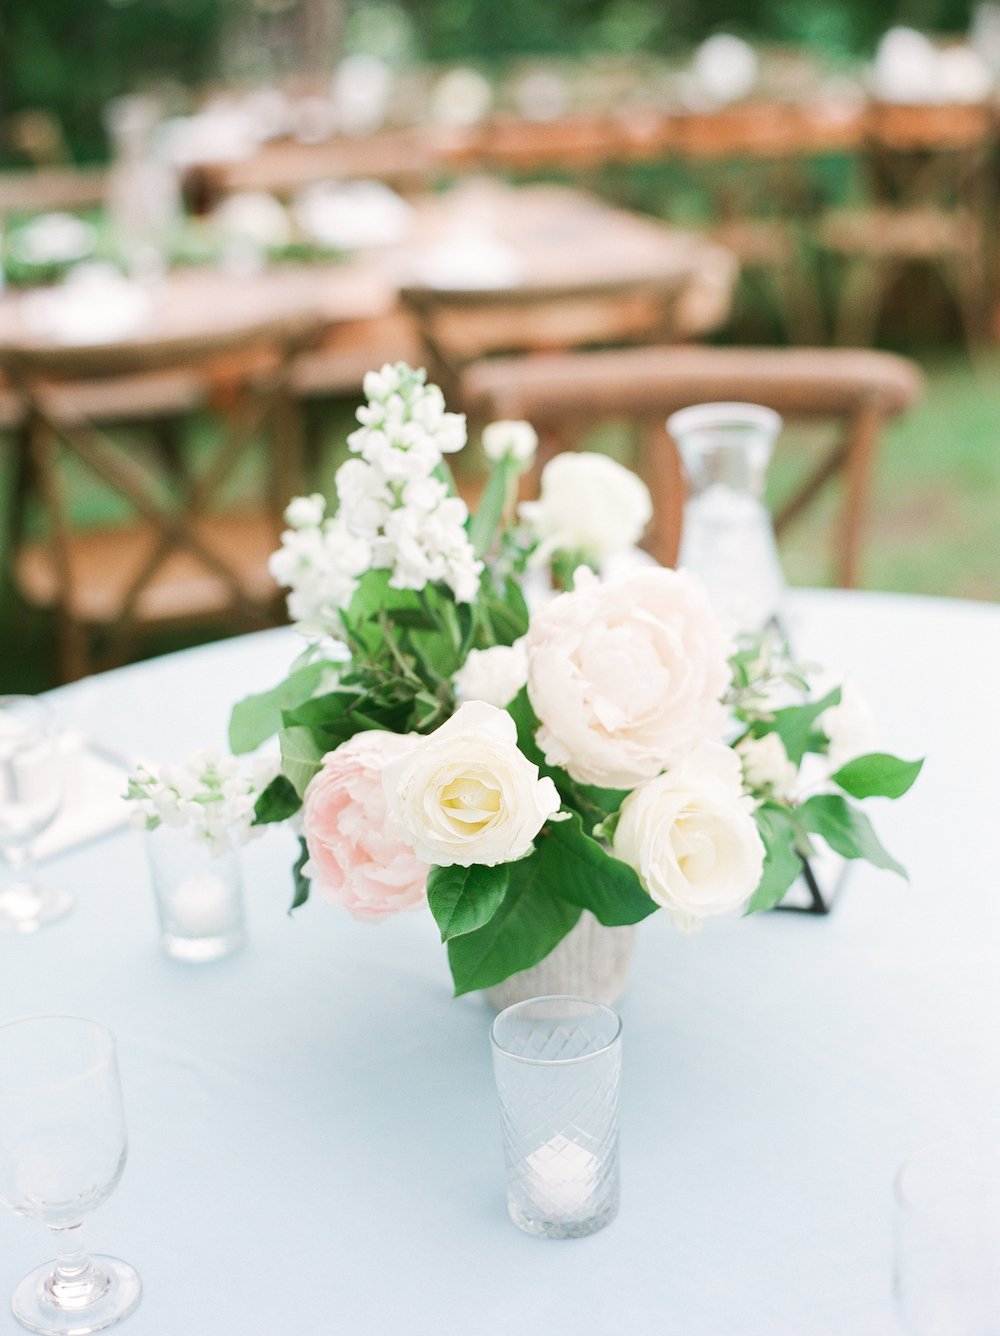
<box><xmin>0</xmin><ymin>885</ymin><xmax>74</xmax><ymax>934</ymax></box>
<box><xmin>12</xmin><ymin>1256</ymin><xmax>141</xmax><ymax>1335</ymax></box>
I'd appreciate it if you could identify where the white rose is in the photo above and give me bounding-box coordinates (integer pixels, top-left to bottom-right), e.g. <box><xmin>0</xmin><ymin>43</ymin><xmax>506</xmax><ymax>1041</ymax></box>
<box><xmin>284</xmin><ymin>493</ymin><xmax>326</xmax><ymax>529</ymax></box>
<box><xmin>736</xmin><ymin>731</ymin><xmax>797</xmax><ymax>798</ymax></box>
<box><xmin>482</xmin><ymin>420</ymin><xmax>538</xmax><ymax>470</ymax></box>
<box><xmin>525</xmin><ymin>565</ymin><xmax>732</xmax><ymax>788</ymax></box>
<box><xmin>820</xmin><ymin>677</ymin><xmax>876</xmax><ymax>773</ymax></box>
<box><xmin>613</xmin><ymin>741</ymin><xmax>766</xmax><ymax>932</ymax></box>
<box><xmin>381</xmin><ymin>700</ymin><xmax>561</xmax><ymax>867</ymax></box>
<box><xmin>452</xmin><ymin>639</ymin><xmax>528</xmax><ymax>709</ymax></box>
<box><xmin>519</xmin><ymin>452</ymin><xmax>653</xmax><ymax>565</ymax></box>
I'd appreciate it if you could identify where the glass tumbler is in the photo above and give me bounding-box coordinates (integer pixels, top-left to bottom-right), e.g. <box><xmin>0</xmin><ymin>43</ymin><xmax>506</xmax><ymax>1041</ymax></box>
<box><xmin>0</xmin><ymin>1016</ymin><xmax>141</xmax><ymax>1335</ymax></box>
<box><xmin>895</xmin><ymin>1140</ymin><xmax>1000</xmax><ymax>1335</ymax></box>
<box><xmin>490</xmin><ymin>995</ymin><xmax>622</xmax><ymax>1239</ymax></box>
<box><xmin>0</xmin><ymin>695</ymin><xmax>72</xmax><ymax>934</ymax></box>
<box><xmin>668</xmin><ymin>401</ymin><xmax>787</xmax><ymax>635</ymax></box>
<box><xmin>145</xmin><ymin>824</ymin><xmax>245</xmax><ymax>962</ymax></box>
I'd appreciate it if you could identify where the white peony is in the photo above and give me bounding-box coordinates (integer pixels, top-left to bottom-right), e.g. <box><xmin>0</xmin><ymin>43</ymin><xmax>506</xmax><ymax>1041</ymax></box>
<box><xmin>736</xmin><ymin>731</ymin><xmax>797</xmax><ymax>798</ymax></box>
<box><xmin>482</xmin><ymin>420</ymin><xmax>538</xmax><ymax>469</ymax></box>
<box><xmin>381</xmin><ymin>700</ymin><xmax>561</xmax><ymax>867</ymax></box>
<box><xmin>820</xmin><ymin>677</ymin><xmax>876</xmax><ymax>774</ymax></box>
<box><xmin>452</xmin><ymin>639</ymin><xmax>528</xmax><ymax>709</ymax></box>
<box><xmin>519</xmin><ymin>452</ymin><xmax>653</xmax><ymax>566</ymax></box>
<box><xmin>613</xmin><ymin>741</ymin><xmax>766</xmax><ymax>931</ymax></box>
<box><xmin>524</xmin><ymin>565</ymin><xmax>732</xmax><ymax>788</ymax></box>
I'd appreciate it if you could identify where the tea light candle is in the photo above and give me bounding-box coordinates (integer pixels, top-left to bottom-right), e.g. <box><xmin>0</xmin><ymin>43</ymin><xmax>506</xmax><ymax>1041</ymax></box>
<box><xmin>168</xmin><ymin>872</ymin><xmax>235</xmax><ymax>936</ymax></box>
<box><xmin>525</xmin><ymin>1135</ymin><xmax>600</xmax><ymax>1218</ymax></box>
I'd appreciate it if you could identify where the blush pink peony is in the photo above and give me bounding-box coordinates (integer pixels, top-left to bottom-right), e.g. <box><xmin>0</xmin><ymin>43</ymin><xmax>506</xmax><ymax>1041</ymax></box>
<box><xmin>302</xmin><ymin>731</ymin><xmax>429</xmax><ymax>922</ymax></box>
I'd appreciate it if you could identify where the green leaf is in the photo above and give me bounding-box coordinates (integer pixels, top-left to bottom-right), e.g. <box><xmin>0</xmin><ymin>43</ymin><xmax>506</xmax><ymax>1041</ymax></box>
<box><xmin>229</xmin><ymin>661</ymin><xmax>330</xmax><ymax>754</ymax></box>
<box><xmin>536</xmin><ymin>811</ymin><xmax>659</xmax><ymax>926</ymax></box>
<box><xmin>798</xmin><ymin>793</ymin><xmax>907</xmax><ymax>878</ymax></box>
<box><xmin>831</xmin><ymin>752</ymin><xmax>924</xmax><ymax>800</ymax></box>
<box><xmin>426</xmin><ymin>863</ymin><xmax>510</xmax><ymax>941</ymax></box>
<box><xmin>279</xmin><ymin>726</ymin><xmax>325</xmax><ymax>799</ymax></box>
<box><xmin>746</xmin><ymin>803</ymin><xmax>804</xmax><ymax>913</ymax></box>
<box><xmin>469</xmin><ymin>456</ymin><xmax>516</xmax><ymax>559</ymax></box>
<box><xmin>769</xmin><ymin>688</ymin><xmax>841</xmax><ymax>765</ymax></box>
<box><xmin>252</xmin><ymin>774</ymin><xmax>301</xmax><ymax>825</ymax></box>
<box><xmin>446</xmin><ymin>852</ymin><xmax>582</xmax><ymax>996</ymax></box>
<box><xmin>290</xmin><ymin>836</ymin><xmax>311</xmax><ymax>913</ymax></box>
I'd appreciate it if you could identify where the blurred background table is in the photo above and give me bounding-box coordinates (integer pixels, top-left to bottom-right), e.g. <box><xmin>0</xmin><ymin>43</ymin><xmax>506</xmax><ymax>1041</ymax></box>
<box><xmin>0</xmin><ymin>586</ymin><xmax>993</xmax><ymax>1335</ymax></box>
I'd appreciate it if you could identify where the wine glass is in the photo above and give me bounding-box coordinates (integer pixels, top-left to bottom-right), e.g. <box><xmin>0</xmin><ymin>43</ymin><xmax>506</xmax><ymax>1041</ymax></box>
<box><xmin>0</xmin><ymin>1016</ymin><xmax>142</xmax><ymax>1334</ymax></box>
<box><xmin>0</xmin><ymin>695</ymin><xmax>73</xmax><ymax>933</ymax></box>
<box><xmin>895</xmin><ymin>1140</ymin><xmax>1000</xmax><ymax>1334</ymax></box>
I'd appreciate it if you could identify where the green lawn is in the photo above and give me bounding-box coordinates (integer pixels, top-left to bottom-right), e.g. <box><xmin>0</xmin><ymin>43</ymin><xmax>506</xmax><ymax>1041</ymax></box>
<box><xmin>1</xmin><ymin>350</ymin><xmax>998</xmax><ymax>693</ymax></box>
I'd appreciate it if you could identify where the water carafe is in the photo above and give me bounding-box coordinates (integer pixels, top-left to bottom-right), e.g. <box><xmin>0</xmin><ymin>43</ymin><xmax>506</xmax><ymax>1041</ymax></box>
<box><xmin>669</xmin><ymin>401</ymin><xmax>787</xmax><ymax>634</ymax></box>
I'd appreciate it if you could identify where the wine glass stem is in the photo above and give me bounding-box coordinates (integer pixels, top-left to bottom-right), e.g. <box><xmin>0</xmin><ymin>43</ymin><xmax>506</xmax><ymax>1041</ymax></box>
<box><xmin>6</xmin><ymin>842</ymin><xmax>36</xmax><ymax>887</ymax></box>
<box><xmin>47</xmin><ymin>1224</ymin><xmax>108</xmax><ymax>1308</ymax></box>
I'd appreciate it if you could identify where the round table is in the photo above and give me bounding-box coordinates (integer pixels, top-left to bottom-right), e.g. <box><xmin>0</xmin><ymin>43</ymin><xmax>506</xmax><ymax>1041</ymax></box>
<box><xmin>1</xmin><ymin>588</ymin><xmax>997</xmax><ymax>1336</ymax></box>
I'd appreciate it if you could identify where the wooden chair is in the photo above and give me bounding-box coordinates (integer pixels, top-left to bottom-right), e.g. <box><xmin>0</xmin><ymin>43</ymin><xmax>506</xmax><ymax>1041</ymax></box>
<box><xmin>2</xmin><ymin>310</ymin><xmax>328</xmax><ymax>681</ymax></box>
<box><xmin>462</xmin><ymin>344</ymin><xmax>923</xmax><ymax>588</ymax></box>
<box><xmin>398</xmin><ymin>272</ymin><xmax>695</xmax><ymax>407</ymax></box>
<box><xmin>817</xmin><ymin>103</ymin><xmax>995</xmax><ymax>347</ymax></box>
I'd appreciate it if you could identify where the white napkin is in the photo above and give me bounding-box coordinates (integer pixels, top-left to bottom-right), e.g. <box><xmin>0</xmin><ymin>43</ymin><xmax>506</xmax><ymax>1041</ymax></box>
<box><xmin>294</xmin><ymin>180</ymin><xmax>413</xmax><ymax>251</ymax></box>
<box><xmin>30</xmin><ymin>730</ymin><xmax>136</xmax><ymax>863</ymax></box>
<box><xmin>21</xmin><ymin>263</ymin><xmax>155</xmax><ymax>346</ymax></box>
<box><xmin>412</xmin><ymin>222</ymin><xmax>525</xmax><ymax>290</ymax></box>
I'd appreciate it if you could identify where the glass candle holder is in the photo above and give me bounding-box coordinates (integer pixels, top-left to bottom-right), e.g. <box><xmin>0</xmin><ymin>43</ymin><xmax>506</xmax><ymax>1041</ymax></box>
<box><xmin>490</xmin><ymin>995</ymin><xmax>622</xmax><ymax>1239</ymax></box>
<box><xmin>669</xmin><ymin>401</ymin><xmax>787</xmax><ymax>635</ymax></box>
<box><xmin>895</xmin><ymin>1140</ymin><xmax>1000</xmax><ymax>1335</ymax></box>
<box><xmin>144</xmin><ymin>825</ymin><xmax>245</xmax><ymax>963</ymax></box>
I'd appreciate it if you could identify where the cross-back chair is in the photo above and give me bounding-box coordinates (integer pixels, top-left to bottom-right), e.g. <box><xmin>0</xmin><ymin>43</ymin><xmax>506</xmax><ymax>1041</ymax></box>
<box><xmin>3</xmin><ymin>310</ymin><xmax>328</xmax><ymax>681</ymax></box>
<box><xmin>461</xmin><ymin>343</ymin><xmax>923</xmax><ymax>588</ymax></box>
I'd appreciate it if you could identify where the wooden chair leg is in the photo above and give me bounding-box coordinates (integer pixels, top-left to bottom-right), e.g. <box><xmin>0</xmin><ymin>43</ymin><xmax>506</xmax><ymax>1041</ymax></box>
<box><xmin>838</xmin><ymin>398</ymin><xmax>887</xmax><ymax>589</ymax></box>
<box><xmin>834</xmin><ymin>257</ymin><xmax>894</xmax><ymax>347</ymax></box>
<box><xmin>638</xmin><ymin>421</ymin><xmax>685</xmax><ymax>569</ymax></box>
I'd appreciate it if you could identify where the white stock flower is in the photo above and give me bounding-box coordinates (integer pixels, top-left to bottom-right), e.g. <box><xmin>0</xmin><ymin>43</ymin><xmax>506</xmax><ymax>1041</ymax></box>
<box><xmin>381</xmin><ymin>700</ymin><xmax>561</xmax><ymax>867</ymax></box>
<box><xmin>452</xmin><ymin>639</ymin><xmax>528</xmax><ymax>709</ymax></box>
<box><xmin>520</xmin><ymin>452</ymin><xmax>653</xmax><ymax>565</ymax></box>
<box><xmin>284</xmin><ymin>493</ymin><xmax>326</xmax><ymax>529</ymax></box>
<box><xmin>613</xmin><ymin>741</ymin><xmax>765</xmax><ymax>931</ymax></box>
<box><xmin>482</xmin><ymin>420</ymin><xmax>538</xmax><ymax>470</ymax></box>
<box><xmin>820</xmin><ymin>677</ymin><xmax>876</xmax><ymax>773</ymax></box>
<box><xmin>126</xmin><ymin>748</ymin><xmax>273</xmax><ymax>855</ymax></box>
<box><xmin>736</xmin><ymin>731</ymin><xmax>797</xmax><ymax>798</ymax></box>
<box><xmin>524</xmin><ymin>565</ymin><xmax>732</xmax><ymax>788</ymax></box>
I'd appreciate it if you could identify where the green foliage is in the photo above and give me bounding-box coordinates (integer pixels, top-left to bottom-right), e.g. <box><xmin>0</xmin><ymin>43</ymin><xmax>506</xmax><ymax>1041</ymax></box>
<box><xmin>798</xmin><ymin>793</ymin><xmax>906</xmax><ymax>877</ymax></box>
<box><xmin>831</xmin><ymin>752</ymin><xmax>924</xmax><ymax>800</ymax></box>
<box><xmin>747</xmin><ymin>687</ymin><xmax>841</xmax><ymax>766</ymax></box>
<box><xmin>536</xmin><ymin>811</ymin><xmax>658</xmax><ymax>926</ymax></box>
<box><xmin>289</xmin><ymin>837</ymin><xmax>311</xmax><ymax>913</ymax></box>
<box><xmin>446</xmin><ymin>849</ymin><xmax>582</xmax><ymax>996</ymax></box>
<box><xmin>229</xmin><ymin>661</ymin><xmax>333</xmax><ymax>755</ymax></box>
<box><xmin>746</xmin><ymin>802</ymin><xmax>806</xmax><ymax>913</ymax></box>
<box><xmin>279</xmin><ymin>725</ymin><xmax>325</xmax><ymax>799</ymax></box>
<box><xmin>253</xmin><ymin>774</ymin><xmax>301</xmax><ymax>826</ymax></box>
<box><xmin>426</xmin><ymin>863</ymin><xmax>510</xmax><ymax>941</ymax></box>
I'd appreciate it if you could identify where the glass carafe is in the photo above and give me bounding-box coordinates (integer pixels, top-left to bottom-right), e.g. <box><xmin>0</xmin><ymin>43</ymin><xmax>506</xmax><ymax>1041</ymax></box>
<box><xmin>669</xmin><ymin>402</ymin><xmax>787</xmax><ymax>635</ymax></box>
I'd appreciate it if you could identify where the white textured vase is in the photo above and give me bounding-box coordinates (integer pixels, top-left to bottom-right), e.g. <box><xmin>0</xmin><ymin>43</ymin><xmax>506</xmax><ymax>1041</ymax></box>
<box><xmin>483</xmin><ymin>911</ymin><xmax>636</xmax><ymax>1011</ymax></box>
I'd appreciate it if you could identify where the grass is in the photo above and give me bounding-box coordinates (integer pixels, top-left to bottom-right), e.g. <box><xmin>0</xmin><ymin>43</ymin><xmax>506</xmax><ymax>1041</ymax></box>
<box><xmin>1</xmin><ymin>348</ymin><xmax>998</xmax><ymax>693</ymax></box>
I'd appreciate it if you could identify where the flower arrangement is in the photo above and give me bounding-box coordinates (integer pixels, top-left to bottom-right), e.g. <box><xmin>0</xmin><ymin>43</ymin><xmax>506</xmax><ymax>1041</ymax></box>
<box><xmin>135</xmin><ymin>364</ymin><xmax>922</xmax><ymax>997</ymax></box>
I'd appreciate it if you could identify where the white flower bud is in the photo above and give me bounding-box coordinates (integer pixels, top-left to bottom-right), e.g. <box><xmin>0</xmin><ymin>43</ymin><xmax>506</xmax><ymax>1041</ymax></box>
<box><xmin>482</xmin><ymin>420</ymin><xmax>538</xmax><ymax>469</ymax></box>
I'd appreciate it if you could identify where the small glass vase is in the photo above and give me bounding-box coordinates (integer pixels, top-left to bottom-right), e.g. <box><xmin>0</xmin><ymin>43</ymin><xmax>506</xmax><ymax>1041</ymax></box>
<box><xmin>491</xmin><ymin>996</ymin><xmax>623</xmax><ymax>1239</ymax></box>
<box><xmin>483</xmin><ymin>911</ymin><xmax>635</xmax><ymax>1011</ymax></box>
<box><xmin>144</xmin><ymin>825</ymin><xmax>245</xmax><ymax>963</ymax></box>
<box><xmin>669</xmin><ymin>401</ymin><xmax>787</xmax><ymax>635</ymax></box>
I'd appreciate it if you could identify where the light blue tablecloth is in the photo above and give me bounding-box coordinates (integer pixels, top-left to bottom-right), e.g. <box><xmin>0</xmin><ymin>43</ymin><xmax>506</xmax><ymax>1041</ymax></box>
<box><xmin>2</xmin><ymin>589</ymin><xmax>998</xmax><ymax>1336</ymax></box>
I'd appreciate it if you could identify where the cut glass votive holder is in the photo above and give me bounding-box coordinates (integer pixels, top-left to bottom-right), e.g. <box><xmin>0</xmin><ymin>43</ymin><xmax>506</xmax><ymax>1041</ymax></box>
<box><xmin>145</xmin><ymin>825</ymin><xmax>245</xmax><ymax>962</ymax></box>
<box><xmin>490</xmin><ymin>995</ymin><xmax>622</xmax><ymax>1239</ymax></box>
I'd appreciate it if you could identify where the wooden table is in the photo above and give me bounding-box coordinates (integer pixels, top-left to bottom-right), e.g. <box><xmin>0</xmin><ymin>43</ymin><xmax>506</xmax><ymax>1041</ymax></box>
<box><xmin>0</xmin><ymin>180</ymin><xmax>737</xmax><ymax>422</ymax></box>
